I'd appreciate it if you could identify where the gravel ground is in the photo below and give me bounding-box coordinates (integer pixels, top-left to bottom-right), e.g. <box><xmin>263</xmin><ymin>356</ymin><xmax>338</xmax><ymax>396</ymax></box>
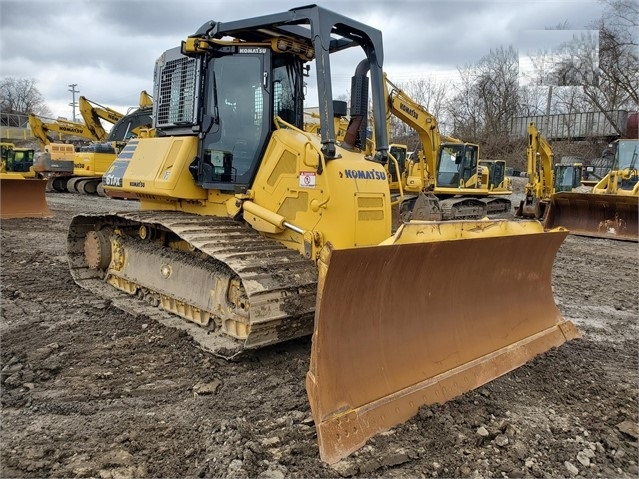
<box><xmin>1</xmin><ymin>183</ymin><xmax>637</xmax><ymax>478</ymax></box>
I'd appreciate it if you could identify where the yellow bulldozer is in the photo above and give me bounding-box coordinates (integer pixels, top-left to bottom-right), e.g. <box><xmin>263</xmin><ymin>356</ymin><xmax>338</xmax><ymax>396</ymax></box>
<box><xmin>0</xmin><ymin>142</ymin><xmax>51</xmax><ymax>219</ymax></box>
<box><xmin>545</xmin><ymin>138</ymin><xmax>638</xmax><ymax>241</ymax></box>
<box><xmin>68</xmin><ymin>6</ymin><xmax>580</xmax><ymax>464</ymax></box>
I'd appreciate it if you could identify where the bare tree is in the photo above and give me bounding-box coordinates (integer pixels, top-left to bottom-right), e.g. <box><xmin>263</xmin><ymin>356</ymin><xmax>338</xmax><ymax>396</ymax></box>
<box><xmin>445</xmin><ymin>63</ymin><xmax>483</xmax><ymax>140</ymax></box>
<box><xmin>388</xmin><ymin>76</ymin><xmax>449</xmax><ymax>143</ymax></box>
<box><xmin>0</xmin><ymin>77</ymin><xmax>52</xmax><ymax>117</ymax></box>
<box><xmin>448</xmin><ymin>46</ymin><xmax>520</xmax><ymax>141</ymax></box>
<box><xmin>582</xmin><ymin>0</ymin><xmax>638</xmax><ymax>133</ymax></box>
<box><xmin>403</xmin><ymin>77</ymin><xmax>448</xmax><ymax>120</ymax></box>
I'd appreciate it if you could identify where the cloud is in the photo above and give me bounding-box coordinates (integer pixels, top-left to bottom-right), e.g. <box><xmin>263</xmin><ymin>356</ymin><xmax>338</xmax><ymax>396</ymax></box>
<box><xmin>0</xmin><ymin>0</ymin><xmax>606</xmax><ymax>118</ymax></box>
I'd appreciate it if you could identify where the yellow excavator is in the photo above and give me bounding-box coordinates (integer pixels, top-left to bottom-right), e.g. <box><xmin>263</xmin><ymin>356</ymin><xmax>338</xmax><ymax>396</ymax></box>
<box><xmin>517</xmin><ymin>122</ymin><xmax>583</xmax><ymax>219</ymax></box>
<box><xmin>0</xmin><ymin>142</ymin><xmax>51</xmax><ymax>219</ymax></box>
<box><xmin>381</xmin><ymin>75</ymin><xmax>512</xmax><ymax>220</ymax></box>
<box><xmin>28</xmin><ymin>114</ymin><xmax>91</xmax><ymax>190</ymax></box>
<box><xmin>29</xmin><ymin>99</ymin><xmax>153</xmax><ymax>195</ymax></box>
<box><xmin>68</xmin><ymin>6</ymin><xmax>579</xmax><ymax>464</ymax></box>
<box><xmin>74</xmin><ymin>93</ymin><xmax>154</xmax><ymax>195</ymax></box>
<box><xmin>79</xmin><ymin>90</ymin><xmax>154</xmax><ymax>146</ymax></box>
<box><xmin>79</xmin><ymin>96</ymin><xmax>125</xmax><ymax>141</ymax></box>
<box><xmin>545</xmin><ymin>138</ymin><xmax>638</xmax><ymax>241</ymax></box>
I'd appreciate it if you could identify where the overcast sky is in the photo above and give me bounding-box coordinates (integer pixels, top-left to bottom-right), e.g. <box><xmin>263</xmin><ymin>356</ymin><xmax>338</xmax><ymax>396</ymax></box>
<box><xmin>1</xmin><ymin>0</ymin><xmax>606</xmax><ymax>120</ymax></box>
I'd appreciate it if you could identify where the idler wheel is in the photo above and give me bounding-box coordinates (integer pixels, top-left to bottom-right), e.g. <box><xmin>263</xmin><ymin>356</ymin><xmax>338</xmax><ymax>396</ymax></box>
<box><xmin>84</xmin><ymin>230</ymin><xmax>112</xmax><ymax>270</ymax></box>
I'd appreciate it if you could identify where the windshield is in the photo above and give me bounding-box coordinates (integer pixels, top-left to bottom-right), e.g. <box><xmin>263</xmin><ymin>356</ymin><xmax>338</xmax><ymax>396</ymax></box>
<box><xmin>438</xmin><ymin>145</ymin><xmax>463</xmax><ymax>173</ymax></box>
<box><xmin>201</xmin><ymin>54</ymin><xmax>267</xmax><ymax>187</ymax></box>
<box><xmin>616</xmin><ymin>140</ymin><xmax>638</xmax><ymax>170</ymax></box>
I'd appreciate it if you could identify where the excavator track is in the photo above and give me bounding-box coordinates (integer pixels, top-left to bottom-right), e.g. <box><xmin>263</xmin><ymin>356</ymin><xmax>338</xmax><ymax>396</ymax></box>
<box><xmin>68</xmin><ymin>211</ymin><xmax>318</xmax><ymax>357</ymax></box>
<box><xmin>439</xmin><ymin>197</ymin><xmax>487</xmax><ymax>219</ymax></box>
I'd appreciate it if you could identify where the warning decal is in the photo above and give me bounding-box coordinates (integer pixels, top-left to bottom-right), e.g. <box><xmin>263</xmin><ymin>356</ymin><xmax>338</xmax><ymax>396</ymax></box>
<box><xmin>300</xmin><ymin>171</ymin><xmax>316</xmax><ymax>188</ymax></box>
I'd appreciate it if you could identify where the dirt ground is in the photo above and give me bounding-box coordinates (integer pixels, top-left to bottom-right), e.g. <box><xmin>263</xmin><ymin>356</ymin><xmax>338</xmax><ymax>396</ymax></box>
<box><xmin>1</xmin><ymin>184</ymin><xmax>637</xmax><ymax>479</ymax></box>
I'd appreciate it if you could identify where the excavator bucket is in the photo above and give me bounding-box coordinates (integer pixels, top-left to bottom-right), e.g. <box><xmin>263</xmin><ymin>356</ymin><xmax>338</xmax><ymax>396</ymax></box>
<box><xmin>0</xmin><ymin>175</ymin><xmax>52</xmax><ymax>219</ymax></box>
<box><xmin>306</xmin><ymin>219</ymin><xmax>580</xmax><ymax>464</ymax></box>
<box><xmin>544</xmin><ymin>192</ymin><xmax>638</xmax><ymax>242</ymax></box>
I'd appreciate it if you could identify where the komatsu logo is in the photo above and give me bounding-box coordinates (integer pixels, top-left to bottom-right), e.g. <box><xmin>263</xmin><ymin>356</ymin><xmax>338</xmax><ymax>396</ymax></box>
<box><xmin>344</xmin><ymin>169</ymin><xmax>387</xmax><ymax>180</ymax></box>
<box><xmin>399</xmin><ymin>102</ymin><xmax>418</xmax><ymax>119</ymax></box>
<box><xmin>60</xmin><ymin>126</ymin><xmax>85</xmax><ymax>134</ymax></box>
<box><xmin>129</xmin><ymin>181</ymin><xmax>145</xmax><ymax>187</ymax></box>
<box><xmin>238</xmin><ymin>47</ymin><xmax>267</xmax><ymax>54</ymax></box>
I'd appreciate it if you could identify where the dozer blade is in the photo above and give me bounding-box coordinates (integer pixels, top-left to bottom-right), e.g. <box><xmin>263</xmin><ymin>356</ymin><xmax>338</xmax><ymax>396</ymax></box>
<box><xmin>0</xmin><ymin>176</ymin><xmax>52</xmax><ymax>219</ymax></box>
<box><xmin>306</xmin><ymin>219</ymin><xmax>580</xmax><ymax>464</ymax></box>
<box><xmin>544</xmin><ymin>192</ymin><xmax>638</xmax><ymax>242</ymax></box>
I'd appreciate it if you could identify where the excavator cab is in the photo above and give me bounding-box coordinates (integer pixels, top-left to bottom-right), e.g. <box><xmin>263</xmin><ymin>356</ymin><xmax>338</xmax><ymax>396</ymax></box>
<box><xmin>436</xmin><ymin>142</ymin><xmax>478</xmax><ymax>187</ymax></box>
<box><xmin>553</xmin><ymin>163</ymin><xmax>582</xmax><ymax>192</ymax></box>
<box><xmin>387</xmin><ymin>143</ymin><xmax>408</xmax><ymax>185</ymax></box>
<box><xmin>479</xmin><ymin>159</ymin><xmax>508</xmax><ymax>190</ymax></box>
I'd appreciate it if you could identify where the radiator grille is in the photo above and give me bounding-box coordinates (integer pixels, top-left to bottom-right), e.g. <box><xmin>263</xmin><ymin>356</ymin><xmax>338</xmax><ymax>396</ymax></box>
<box><xmin>156</xmin><ymin>56</ymin><xmax>198</xmax><ymax>127</ymax></box>
<box><xmin>357</xmin><ymin>196</ymin><xmax>383</xmax><ymax>208</ymax></box>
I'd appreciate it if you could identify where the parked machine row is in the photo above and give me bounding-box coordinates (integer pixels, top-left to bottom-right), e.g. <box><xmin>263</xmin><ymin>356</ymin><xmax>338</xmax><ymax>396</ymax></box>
<box><xmin>27</xmin><ymin>93</ymin><xmax>153</xmax><ymax>196</ymax></box>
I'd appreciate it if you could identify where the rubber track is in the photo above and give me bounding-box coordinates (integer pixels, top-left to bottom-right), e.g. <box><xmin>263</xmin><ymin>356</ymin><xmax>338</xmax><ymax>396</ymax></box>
<box><xmin>68</xmin><ymin>211</ymin><xmax>318</xmax><ymax>357</ymax></box>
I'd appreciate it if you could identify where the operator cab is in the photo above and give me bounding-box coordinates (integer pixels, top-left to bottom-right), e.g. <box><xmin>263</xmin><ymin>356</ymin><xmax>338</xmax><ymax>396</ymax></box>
<box><xmin>436</xmin><ymin>143</ymin><xmax>479</xmax><ymax>187</ymax></box>
<box><xmin>553</xmin><ymin>164</ymin><xmax>582</xmax><ymax>192</ymax></box>
<box><xmin>155</xmin><ymin>45</ymin><xmax>304</xmax><ymax>192</ymax></box>
<box><xmin>615</xmin><ymin>139</ymin><xmax>639</xmax><ymax>190</ymax></box>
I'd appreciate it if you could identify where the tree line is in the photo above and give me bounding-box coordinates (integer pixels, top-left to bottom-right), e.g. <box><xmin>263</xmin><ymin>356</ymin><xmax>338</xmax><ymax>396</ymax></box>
<box><xmin>389</xmin><ymin>0</ymin><xmax>638</xmax><ymax>168</ymax></box>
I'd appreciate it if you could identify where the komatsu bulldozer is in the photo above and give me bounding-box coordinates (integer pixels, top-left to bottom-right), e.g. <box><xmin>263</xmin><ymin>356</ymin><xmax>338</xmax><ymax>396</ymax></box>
<box><xmin>0</xmin><ymin>142</ymin><xmax>51</xmax><ymax>219</ymax></box>
<box><xmin>545</xmin><ymin>138</ymin><xmax>638</xmax><ymax>241</ymax></box>
<box><xmin>68</xmin><ymin>5</ymin><xmax>580</xmax><ymax>464</ymax></box>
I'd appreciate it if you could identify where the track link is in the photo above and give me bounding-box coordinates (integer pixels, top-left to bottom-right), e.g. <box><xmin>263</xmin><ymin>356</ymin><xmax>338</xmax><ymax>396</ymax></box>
<box><xmin>68</xmin><ymin>211</ymin><xmax>318</xmax><ymax>357</ymax></box>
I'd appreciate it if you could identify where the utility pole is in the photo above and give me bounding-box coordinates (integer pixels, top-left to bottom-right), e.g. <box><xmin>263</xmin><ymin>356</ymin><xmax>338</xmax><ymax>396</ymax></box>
<box><xmin>68</xmin><ymin>83</ymin><xmax>79</xmax><ymax>122</ymax></box>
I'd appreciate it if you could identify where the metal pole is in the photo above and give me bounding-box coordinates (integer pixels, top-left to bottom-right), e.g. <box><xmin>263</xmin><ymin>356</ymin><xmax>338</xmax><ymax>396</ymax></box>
<box><xmin>68</xmin><ymin>83</ymin><xmax>79</xmax><ymax>122</ymax></box>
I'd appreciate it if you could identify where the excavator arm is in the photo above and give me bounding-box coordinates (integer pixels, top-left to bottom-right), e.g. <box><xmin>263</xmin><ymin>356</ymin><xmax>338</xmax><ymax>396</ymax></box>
<box><xmin>383</xmin><ymin>74</ymin><xmax>439</xmax><ymax>192</ymax></box>
<box><xmin>517</xmin><ymin>122</ymin><xmax>554</xmax><ymax>218</ymax></box>
<box><xmin>28</xmin><ymin>114</ymin><xmax>98</xmax><ymax>149</ymax></box>
<box><xmin>518</xmin><ymin>122</ymin><xmax>582</xmax><ymax>219</ymax></box>
<box><xmin>79</xmin><ymin>96</ymin><xmax>124</xmax><ymax>141</ymax></box>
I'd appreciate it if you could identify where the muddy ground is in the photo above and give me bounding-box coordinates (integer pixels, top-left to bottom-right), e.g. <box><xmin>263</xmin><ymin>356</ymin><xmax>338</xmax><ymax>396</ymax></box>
<box><xmin>1</xmin><ymin>184</ymin><xmax>637</xmax><ymax>479</ymax></box>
